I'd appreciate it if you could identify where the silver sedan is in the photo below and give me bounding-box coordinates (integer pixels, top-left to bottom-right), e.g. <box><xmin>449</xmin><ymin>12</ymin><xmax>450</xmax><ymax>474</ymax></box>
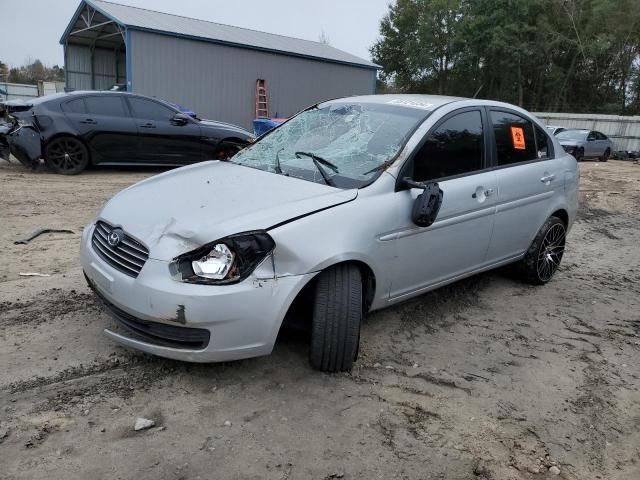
<box><xmin>556</xmin><ymin>129</ymin><xmax>613</xmax><ymax>161</ymax></box>
<box><xmin>81</xmin><ymin>95</ymin><xmax>579</xmax><ymax>372</ymax></box>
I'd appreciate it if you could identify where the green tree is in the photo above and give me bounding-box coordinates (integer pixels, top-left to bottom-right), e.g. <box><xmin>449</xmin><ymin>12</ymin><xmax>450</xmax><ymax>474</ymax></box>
<box><xmin>372</xmin><ymin>0</ymin><xmax>640</xmax><ymax>114</ymax></box>
<box><xmin>7</xmin><ymin>59</ymin><xmax>64</xmax><ymax>85</ymax></box>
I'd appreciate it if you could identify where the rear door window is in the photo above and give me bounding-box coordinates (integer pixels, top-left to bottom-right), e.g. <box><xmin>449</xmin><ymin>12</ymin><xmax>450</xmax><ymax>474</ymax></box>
<box><xmin>127</xmin><ymin>97</ymin><xmax>175</xmax><ymax>121</ymax></box>
<box><xmin>85</xmin><ymin>96</ymin><xmax>127</xmax><ymax>117</ymax></box>
<box><xmin>412</xmin><ymin>110</ymin><xmax>484</xmax><ymax>182</ymax></box>
<box><xmin>62</xmin><ymin>98</ymin><xmax>86</xmax><ymax>114</ymax></box>
<box><xmin>490</xmin><ymin>110</ymin><xmax>537</xmax><ymax>166</ymax></box>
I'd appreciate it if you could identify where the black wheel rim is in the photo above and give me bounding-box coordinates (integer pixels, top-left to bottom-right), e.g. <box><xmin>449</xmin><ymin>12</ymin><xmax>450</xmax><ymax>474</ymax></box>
<box><xmin>47</xmin><ymin>139</ymin><xmax>85</xmax><ymax>171</ymax></box>
<box><xmin>537</xmin><ymin>223</ymin><xmax>566</xmax><ymax>282</ymax></box>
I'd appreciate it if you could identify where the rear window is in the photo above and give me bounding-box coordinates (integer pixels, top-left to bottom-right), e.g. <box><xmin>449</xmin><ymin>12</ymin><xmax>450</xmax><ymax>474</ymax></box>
<box><xmin>85</xmin><ymin>96</ymin><xmax>127</xmax><ymax>117</ymax></box>
<box><xmin>490</xmin><ymin>110</ymin><xmax>537</xmax><ymax>166</ymax></box>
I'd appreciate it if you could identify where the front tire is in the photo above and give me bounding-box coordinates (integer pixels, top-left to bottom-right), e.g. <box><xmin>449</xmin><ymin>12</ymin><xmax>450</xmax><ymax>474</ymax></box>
<box><xmin>575</xmin><ymin>148</ymin><xmax>584</xmax><ymax>162</ymax></box>
<box><xmin>309</xmin><ymin>264</ymin><xmax>363</xmax><ymax>372</ymax></box>
<box><xmin>515</xmin><ymin>216</ymin><xmax>566</xmax><ymax>285</ymax></box>
<box><xmin>44</xmin><ymin>136</ymin><xmax>89</xmax><ymax>175</ymax></box>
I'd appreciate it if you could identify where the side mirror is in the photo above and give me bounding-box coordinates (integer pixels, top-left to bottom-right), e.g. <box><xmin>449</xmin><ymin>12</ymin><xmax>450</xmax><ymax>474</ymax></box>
<box><xmin>170</xmin><ymin>113</ymin><xmax>190</xmax><ymax>126</ymax></box>
<box><xmin>403</xmin><ymin>177</ymin><xmax>443</xmax><ymax>227</ymax></box>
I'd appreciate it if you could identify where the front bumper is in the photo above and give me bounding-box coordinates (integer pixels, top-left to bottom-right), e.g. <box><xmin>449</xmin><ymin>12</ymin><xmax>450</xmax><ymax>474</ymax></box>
<box><xmin>80</xmin><ymin>223</ymin><xmax>316</xmax><ymax>362</ymax></box>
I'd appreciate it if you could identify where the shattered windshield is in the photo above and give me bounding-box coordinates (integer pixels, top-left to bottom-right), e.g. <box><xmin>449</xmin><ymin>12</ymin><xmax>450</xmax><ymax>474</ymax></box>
<box><xmin>231</xmin><ymin>102</ymin><xmax>429</xmax><ymax>188</ymax></box>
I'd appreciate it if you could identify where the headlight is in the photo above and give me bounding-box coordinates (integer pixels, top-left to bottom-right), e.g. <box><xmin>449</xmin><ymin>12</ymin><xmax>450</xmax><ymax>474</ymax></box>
<box><xmin>192</xmin><ymin>243</ymin><xmax>235</xmax><ymax>280</ymax></box>
<box><xmin>170</xmin><ymin>231</ymin><xmax>275</xmax><ymax>285</ymax></box>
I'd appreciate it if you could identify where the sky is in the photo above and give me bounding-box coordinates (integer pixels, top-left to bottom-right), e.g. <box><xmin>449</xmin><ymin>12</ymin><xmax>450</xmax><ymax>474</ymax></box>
<box><xmin>0</xmin><ymin>0</ymin><xmax>392</xmax><ymax>68</ymax></box>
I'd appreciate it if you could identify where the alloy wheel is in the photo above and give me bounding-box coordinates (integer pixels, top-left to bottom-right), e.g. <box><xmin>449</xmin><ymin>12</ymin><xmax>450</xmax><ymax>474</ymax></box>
<box><xmin>536</xmin><ymin>223</ymin><xmax>566</xmax><ymax>282</ymax></box>
<box><xmin>46</xmin><ymin>138</ymin><xmax>86</xmax><ymax>172</ymax></box>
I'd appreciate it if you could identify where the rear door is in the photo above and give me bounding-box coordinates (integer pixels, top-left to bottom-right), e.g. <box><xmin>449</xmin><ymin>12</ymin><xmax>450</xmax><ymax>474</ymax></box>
<box><xmin>484</xmin><ymin>109</ymin><xmax>562</xmax><ymax>262</ymax></box>
<box><xmin>389</xmin><ymin>108</ymin><xmax>497</xmax><ymax>299</ymax></box>
<box><xmin>62</xmin><ymin>95</ymin><xmax>138</xmax><ymax>163</ymax></box>
<box><xmin>125</xmin><ymin>96</ymin><xmax>203</xmax><ymax>165</ymax></box>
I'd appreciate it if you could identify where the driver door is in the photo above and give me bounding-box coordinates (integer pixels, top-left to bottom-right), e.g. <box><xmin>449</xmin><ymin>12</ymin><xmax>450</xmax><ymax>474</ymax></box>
<box><xmin>388</xmin><ymin>108</ymin><xmax>497</xmax><ymax>300</ymax></box>
<box><xmin>125</xmin><ymin>96</ymin><xmax>204</xmax><ymax>164</ymax></box>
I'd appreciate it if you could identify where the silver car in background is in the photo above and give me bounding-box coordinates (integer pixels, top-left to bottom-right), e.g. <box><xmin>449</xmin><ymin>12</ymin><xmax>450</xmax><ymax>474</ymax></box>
<box><xmin>556</xmin><ymin>129</ymin><xmax>613</xmax><ymax>162</ymax></box>
<box><xmin>81</xmin><ymin>95</ymin><xmax>579</xmax><ymax>372</ymax></box>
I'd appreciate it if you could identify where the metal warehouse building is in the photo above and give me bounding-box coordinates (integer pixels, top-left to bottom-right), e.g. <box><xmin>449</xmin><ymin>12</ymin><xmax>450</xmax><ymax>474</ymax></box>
<box><xmin>60</xmin><ymin>0</ymin><xmax>379</xmax><ymax>129</ymax></box>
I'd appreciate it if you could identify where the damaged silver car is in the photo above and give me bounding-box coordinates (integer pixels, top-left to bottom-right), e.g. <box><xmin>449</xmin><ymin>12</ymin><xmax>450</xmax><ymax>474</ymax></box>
<box><xmin>81</xmin><ymin>95</ymin><xmax>579</xmax><ymax>372</ymax></box>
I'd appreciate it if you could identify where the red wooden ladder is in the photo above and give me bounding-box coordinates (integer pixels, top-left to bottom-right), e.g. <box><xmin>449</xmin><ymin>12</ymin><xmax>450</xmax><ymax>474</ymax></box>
<box><xmin>255</xmin><ymin>79</ymin><xmax>269</xmax><ymax>118</ymax></box>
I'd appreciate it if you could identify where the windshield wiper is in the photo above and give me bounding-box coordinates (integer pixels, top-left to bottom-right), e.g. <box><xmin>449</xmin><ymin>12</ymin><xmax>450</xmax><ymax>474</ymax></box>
<box><xmin>295</xmin><ymin>151</ymin><xmax>338</xmax><ymax>187</ymax></box>
<box><xmin>361</xmin><ymin>160</ymin><xmax>393</xmax><ymax>176</ymax></box>
<box><xmin>295</xmin><ymin>151</ymin><xmax>339</xmax><ymax>172</ymax></box>
<box><xmin>274</xmin><ymin>147</ymin><xmax>285</xmax><ymax>175</ymax></box>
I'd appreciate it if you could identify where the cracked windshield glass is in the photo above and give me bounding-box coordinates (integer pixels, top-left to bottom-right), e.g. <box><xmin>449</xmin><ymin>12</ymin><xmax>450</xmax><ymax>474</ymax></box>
<box><xmin>231</xmin><ymin>102</ymin><xmax>429</xmax><ymax>188</ymax></box>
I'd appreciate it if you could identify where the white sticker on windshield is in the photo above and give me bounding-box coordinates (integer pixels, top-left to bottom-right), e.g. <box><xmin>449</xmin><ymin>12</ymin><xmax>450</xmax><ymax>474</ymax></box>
<box><xmin>386</xmin><ymin>99</ymin><xmax>434</xmax><ymax>110</ymax></box>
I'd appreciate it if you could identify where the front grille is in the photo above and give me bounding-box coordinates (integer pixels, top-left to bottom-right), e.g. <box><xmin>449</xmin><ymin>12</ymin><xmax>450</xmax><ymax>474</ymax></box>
<box><xmin>91</xmin><ymin>221</ymin><xmax>149</xmax><ymax>277</ymax></box>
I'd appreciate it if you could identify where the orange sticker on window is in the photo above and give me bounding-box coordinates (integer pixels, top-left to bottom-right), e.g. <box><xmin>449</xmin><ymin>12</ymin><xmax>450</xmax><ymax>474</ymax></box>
<box><xmin>511</xmin><ymin>126</ymin><xmax>526</xmax><ymax>150</ymax></box>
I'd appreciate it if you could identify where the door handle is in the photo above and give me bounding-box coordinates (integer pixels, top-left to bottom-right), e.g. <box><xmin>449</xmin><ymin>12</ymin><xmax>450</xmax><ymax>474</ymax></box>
<box><xmin>140</xmin><ymin>122</ymin><xmax>156</xmax><ymax>129</ymax></box>
<box><xmin>80</xmin><ymin>119</ymin><xmax>97</xmax><ymax>125</ymax></box>
<box><xmin>540</xmin><ymin>174</ymin><xmax>555</xmax><ymax>183</ymax></box>
<box><xmin>472</xmin><ymin>187</ymin><xmax>494</xmax><ymax>199</ymax></box>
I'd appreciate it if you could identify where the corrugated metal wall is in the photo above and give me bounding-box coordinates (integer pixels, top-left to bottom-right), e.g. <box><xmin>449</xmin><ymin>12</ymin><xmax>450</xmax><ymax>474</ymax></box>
<box><xmin>534</xmin><ymin>112</ymin><xmax>640</xmax><ymax>151</ymax></box>
<box><xmin>93</xmin><ymin>49</ymin><xmax>118</xmax><ymax>90</ymax></box>
<box><xmin>129</xmin><ymin>30</ymin><xmax>376</xmax><ymax>130</ymax></box>
<box><xmin>66</xmin><ymin>44</ymin><xmax>123</xmax><ymax>90</ymax></box>
<box><xmin>66</xmin><ymin>44</ymin><xmax>92</xmax><ymax>90</ymax></box>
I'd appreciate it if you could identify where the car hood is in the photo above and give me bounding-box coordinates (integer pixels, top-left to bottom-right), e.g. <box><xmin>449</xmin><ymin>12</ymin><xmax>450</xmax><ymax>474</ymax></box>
<box><xmin>199</xmin><ymin>119</ymin><xmax>253</xmax><ymax>137</ymax></box>
<box><xmin>98</xmin><ymin>161</ymin><xmax>357</xmax><ymax>261</ymax></box>
<box><xmin>558</xmin><ymin>140</ymin><xmax>581</xmax><ymax>147</ymax></box>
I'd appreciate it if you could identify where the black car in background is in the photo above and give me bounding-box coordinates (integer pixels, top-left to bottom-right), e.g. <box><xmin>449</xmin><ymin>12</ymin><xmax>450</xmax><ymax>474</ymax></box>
<box><xmin>0</xmin><ymin>92</ymin><xmax>253</xmax><ymax>174</ymax></box>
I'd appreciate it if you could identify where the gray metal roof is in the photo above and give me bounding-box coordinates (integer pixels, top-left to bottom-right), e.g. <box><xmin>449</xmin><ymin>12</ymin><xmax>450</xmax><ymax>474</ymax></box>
<box><xmin>68</xmin><ymin>0</ymin><xmax>378</xmax><ymax>70</ymax></box>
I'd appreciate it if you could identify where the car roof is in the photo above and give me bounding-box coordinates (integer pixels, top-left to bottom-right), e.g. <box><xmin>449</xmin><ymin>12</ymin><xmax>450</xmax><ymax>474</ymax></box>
<box><xmin>48</xmin><ymin>90</ymin><xmax>180</xmax><ymax>109</ymax></box>
<box><xmin>323</xmin><ymin>94</ymin><xmax>464</xmax><ymax>112</ymax></box>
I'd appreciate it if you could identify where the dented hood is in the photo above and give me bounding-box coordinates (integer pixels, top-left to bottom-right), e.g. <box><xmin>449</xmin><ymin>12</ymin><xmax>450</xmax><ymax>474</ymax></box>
<box><xmin>98</xmin><ymin>161</ymin><xmax>357</xmax><ymax>260</ymax></box>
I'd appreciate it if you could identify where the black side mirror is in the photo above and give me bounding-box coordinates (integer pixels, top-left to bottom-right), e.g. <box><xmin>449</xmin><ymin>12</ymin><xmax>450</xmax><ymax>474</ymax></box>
<box><xmin>170</xmin><ymin>113</ymin><xmax>190</xmax><ymax>126</ymax></box>
<box><xmin>404</xmin><ymin>177</ymin><xmax>444</xmax><ymax>227</ymax></box>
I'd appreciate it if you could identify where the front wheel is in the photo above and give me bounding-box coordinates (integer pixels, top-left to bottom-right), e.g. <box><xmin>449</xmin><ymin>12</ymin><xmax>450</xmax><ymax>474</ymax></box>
<box><xmin>309</xmin><ymin>264</ymin><xmax>363</xmax><ymax>372</ymax></box>
<box><xmin>575</xmin><ymin>148</ymin><xmax>584</xmax><ymax>162</ymax></box>
<box><xmin>44</xmin><ymin>136</ymin><xmax>89</xmax><ymax>174</ymax></box>
<box><xmin>515</xmin><ymin>216</ymin><xmax>566</xmax><ymax>285</ymax></box>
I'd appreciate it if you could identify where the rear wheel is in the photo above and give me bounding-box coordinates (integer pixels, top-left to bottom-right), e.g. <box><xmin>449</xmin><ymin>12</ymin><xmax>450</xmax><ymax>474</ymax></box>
<box><xmin>600</xmin><ymin>148</ymin><xmax>610</xmax><ymax>162</ymax></box>
<box><xmin>309</xmin><ymin>264</ymin><xmax>363</xmax><ymax>372</ymax></box>
<box><xmin>515</xmin><ymin>216</ymin><xmax>566</xmax><ymax>285</ymax></box>
<box><xmin>44</xmin><ymin>136</ymin><xmax>89</xmax><ymax>174</ymax></box>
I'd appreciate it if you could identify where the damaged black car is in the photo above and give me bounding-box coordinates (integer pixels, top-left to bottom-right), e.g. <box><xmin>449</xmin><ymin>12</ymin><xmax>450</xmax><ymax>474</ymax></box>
<box><xmin>0</xmin><ymin>92</ymin><xmax>253</xmax><ymax>174</ymax></box>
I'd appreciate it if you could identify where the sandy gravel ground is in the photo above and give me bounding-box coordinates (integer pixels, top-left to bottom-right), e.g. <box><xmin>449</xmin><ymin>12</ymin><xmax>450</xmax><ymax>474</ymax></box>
<box><xmin>0</xmin><ymin>158</ymin><xmax>639</xmax><ymax>480</ymax></box>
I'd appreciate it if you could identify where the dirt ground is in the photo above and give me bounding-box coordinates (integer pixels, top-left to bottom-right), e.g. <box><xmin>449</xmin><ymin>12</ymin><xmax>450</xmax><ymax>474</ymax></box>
<box><xmin>0</xmin><ymin>157</ymin><xmax>639</xmax><ymax>480</ymax></box>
